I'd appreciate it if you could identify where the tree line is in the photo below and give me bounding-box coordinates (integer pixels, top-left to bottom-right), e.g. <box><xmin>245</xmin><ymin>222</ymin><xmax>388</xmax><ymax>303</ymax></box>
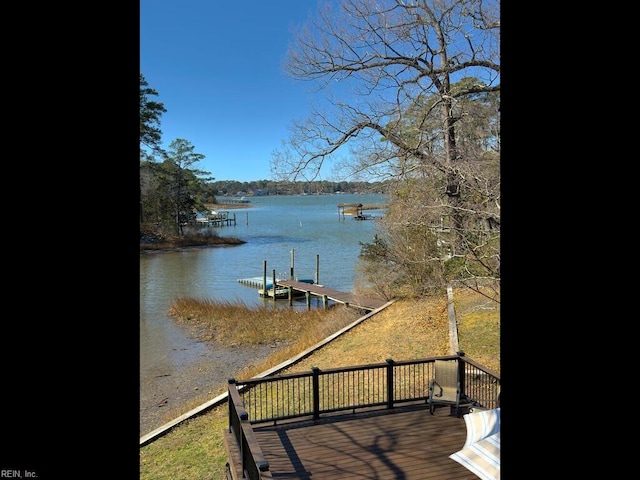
<box><xmin>140</xmin><ymin>0</ymin><xmax>500</xmax><ymax>301</ymax></box>
<box><xmin>207</xmin><ymin>179</ymin><xmax>389</xmax><ymax>197</ymax></box>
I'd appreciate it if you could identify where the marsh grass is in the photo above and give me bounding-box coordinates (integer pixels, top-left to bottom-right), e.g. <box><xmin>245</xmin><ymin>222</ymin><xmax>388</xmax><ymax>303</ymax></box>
<box><xmin>168</xmin><ymin>298</ymin><xmax>362</xmax><ymax>368</ymax></box>
<box><xmin>169</xmin><ymin>298</ymin><xmax>360</xmax><ymax>345</ymax></box>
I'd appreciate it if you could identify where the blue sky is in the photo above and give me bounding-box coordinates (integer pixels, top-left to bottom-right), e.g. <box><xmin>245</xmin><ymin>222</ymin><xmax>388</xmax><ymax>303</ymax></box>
<box><xmin>140</xmin><ymin>0</ymin><xmax>322</xmax><ymax>182</ymax></box>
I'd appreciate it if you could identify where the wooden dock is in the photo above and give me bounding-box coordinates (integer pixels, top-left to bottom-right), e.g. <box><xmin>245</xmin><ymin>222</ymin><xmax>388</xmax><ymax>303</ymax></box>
<box><xmin>237</xmin><ymin>255</ymin><xmax>385</xmax><ymax>312</ymax></box>
<box><xmin>337</xmin><ymin>202</ymin><xmax>386</xmax><ymax>220</ymax></box>
<box><xmin>275</xmin><ymin>279</ymin><xmax>387</xmax><ymax>311</ymax></box>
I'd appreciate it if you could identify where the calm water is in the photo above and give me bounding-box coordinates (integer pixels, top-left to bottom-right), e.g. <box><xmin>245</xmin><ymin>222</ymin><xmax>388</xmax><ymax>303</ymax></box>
<box><xmin>140</xmin><ymin>193</ymin><xmax>387</xmax><ymax>391</ymax></box>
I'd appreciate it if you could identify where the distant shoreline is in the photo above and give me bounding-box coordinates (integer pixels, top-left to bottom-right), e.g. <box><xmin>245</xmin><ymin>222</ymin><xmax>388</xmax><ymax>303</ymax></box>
<box><xmin>205</xmin><ymin>202</ymin><xmax>255</xmax><ymax>210</ymax></box>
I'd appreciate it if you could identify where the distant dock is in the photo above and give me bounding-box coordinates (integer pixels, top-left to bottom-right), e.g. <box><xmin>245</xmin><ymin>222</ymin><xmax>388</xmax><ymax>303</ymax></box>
<box><xmin>195</xmin><ymin>211</ymin><xmax>237</xmax><ymax>226</ymax></box>
<box><xmin>219</xmin><ymin>196</ymin><xmax>250</xmax><ymax>204</ymax></box>
<box><xmin>337</xmin><ymin>202</ymin><xmax>386</xmax><ymax>220</ymax></box>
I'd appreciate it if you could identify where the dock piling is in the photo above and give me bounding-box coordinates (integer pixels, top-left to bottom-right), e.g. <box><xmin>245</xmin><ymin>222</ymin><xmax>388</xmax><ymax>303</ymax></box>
<box><xmin>290</xmin><ymin>249</ymin><xmax>295</xmax><ymax>280</ymax></box>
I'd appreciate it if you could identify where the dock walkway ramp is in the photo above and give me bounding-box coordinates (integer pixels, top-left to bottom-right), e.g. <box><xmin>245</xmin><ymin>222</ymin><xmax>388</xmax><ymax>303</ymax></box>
<box><xmin>276</xmin><ymin>280</ymin><xmax>387</xmax><ymax>311</ymax></box>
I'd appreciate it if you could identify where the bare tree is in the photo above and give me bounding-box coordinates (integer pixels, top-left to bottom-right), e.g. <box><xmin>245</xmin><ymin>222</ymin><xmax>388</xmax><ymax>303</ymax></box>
<box><xmin>273</xmin><ymin>0</ymin><xmax>500</xmax><ymax>298</ymax></box>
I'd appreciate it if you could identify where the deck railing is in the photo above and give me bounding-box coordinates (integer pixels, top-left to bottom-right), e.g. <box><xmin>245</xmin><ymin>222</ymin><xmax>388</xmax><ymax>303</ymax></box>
<box><xmin>225</xmin><ymin>353</ymin><xmax>499</xmax><ymax>479</ymax></box>
<box><xmin>227</xmin><ymin>385</ymin><xmax>272</xmax><ymax>479</ymax></box>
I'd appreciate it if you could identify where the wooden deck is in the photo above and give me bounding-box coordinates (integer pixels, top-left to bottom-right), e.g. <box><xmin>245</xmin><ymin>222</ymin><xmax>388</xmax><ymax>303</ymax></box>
<box><xmin>275</xmin><ymin>280</ymin><xmax>388</xmax><ymax>311</ymax></box>
<box><xmin>228</xmin><ymin>402</ymin><xmax>478</xmax><ymax>480</ymax></box>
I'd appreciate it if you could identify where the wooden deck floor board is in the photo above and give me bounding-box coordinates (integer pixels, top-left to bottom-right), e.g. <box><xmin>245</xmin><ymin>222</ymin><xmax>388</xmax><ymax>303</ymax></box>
<box><xmin>248</xmin><ymin>403</ymin><xmax>479</xmax><ymax>480</ymax></box>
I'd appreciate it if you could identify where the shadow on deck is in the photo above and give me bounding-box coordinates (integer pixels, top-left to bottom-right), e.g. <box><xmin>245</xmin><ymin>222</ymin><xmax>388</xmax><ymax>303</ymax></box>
<box><xmin>225</xmin><ymin>402</ymin><xmax>478</xmax><ymax>479</ymax></box>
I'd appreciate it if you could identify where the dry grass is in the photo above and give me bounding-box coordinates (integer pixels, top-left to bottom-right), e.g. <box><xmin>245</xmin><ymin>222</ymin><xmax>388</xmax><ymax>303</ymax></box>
<box><xmin>453</xmin><ymin>287</ymin><xmax>500</xmax><ymax>372</ymax></box>
<box><xmin>278</xmin><ymin>296</ymin><xmax>452</xmax><ymax>374</ymax></box>
<box><xmin>168</xmin><ymin>298</ymin><xmax>359</xmax><ymax>346</ymax></box>
<box><xmin>140</xmin><ymin>287</ymin><xmax>499</xmax><ymax>480</ymax></box>
<box><xmin>271</xmin><ymin>286</ymin><xmax>499</xmax><ymax>376</ymax></box>
<box><xmin>140</xmin><ymin>408</ymin><xmax>229</xmax><ymax>480</ymax></box>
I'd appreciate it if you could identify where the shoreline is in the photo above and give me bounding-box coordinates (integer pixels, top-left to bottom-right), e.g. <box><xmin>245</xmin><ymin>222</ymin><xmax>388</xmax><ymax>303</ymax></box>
<box><xmin>140</xmin><ymin>203</ymin><xmax>252</xmax><ymax>252</ymax></box>
<box><xmin>139</xmin><ymin>339</ymin><xmax>284</xmax><ymax>437</ymax></box>
<box><xmin>205</xmin><ymin>202</ymin><xmax>255</xmax><ymax>210</ymax></box>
